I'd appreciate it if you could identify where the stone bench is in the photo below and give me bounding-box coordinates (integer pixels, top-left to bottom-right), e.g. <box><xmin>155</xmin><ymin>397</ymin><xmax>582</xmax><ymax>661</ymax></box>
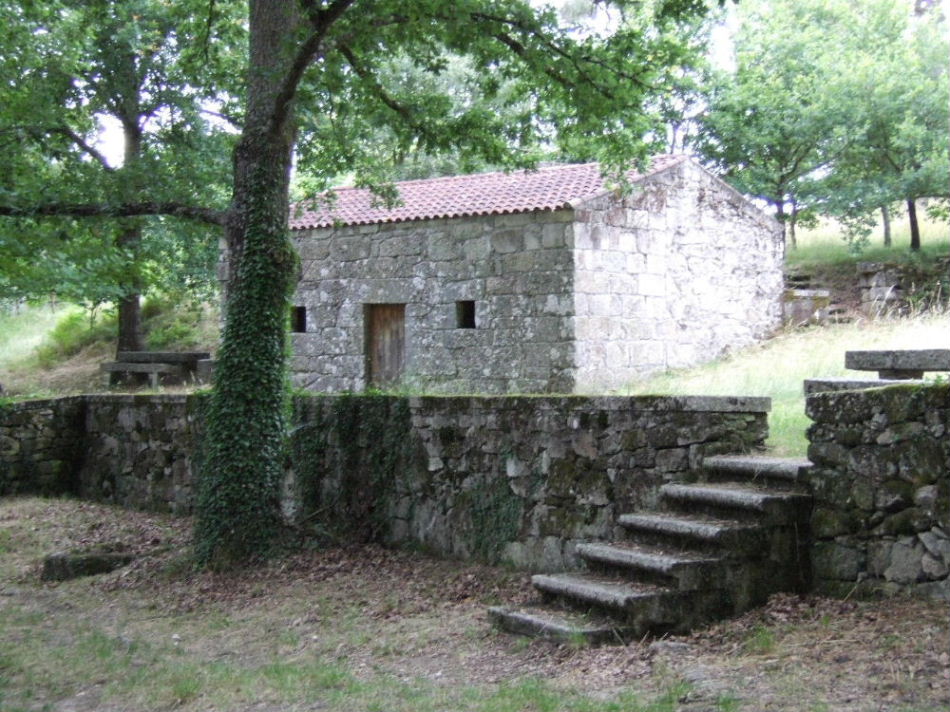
<box><xmin>102</xmin><ymin>351</ymin><xmax>211</xmax><ymax>387</ymax></box>
<box><xmin>844</xmin><ymin>349</ymin><xmax>950</xmax><ymax>380</ymax></box>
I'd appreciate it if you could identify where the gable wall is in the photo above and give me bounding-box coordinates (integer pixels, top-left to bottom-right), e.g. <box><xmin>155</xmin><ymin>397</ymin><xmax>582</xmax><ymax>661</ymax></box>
<box><xmin>291</xmin><ymin>210</ymin><xmax>578</xmax><ymax>393</ymax></box>
<box><xmin>571</xmin><ymin>160</ymin><xmax>784</xmax><ymax>391</ymax></box>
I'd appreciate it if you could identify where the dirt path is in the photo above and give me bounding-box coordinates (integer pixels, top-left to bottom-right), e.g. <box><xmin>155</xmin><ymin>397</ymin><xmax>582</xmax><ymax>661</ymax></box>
<box><xmin>1</xmin><ymin>497</ymin><xmax>947</xmax><ymax>712</ymax></box>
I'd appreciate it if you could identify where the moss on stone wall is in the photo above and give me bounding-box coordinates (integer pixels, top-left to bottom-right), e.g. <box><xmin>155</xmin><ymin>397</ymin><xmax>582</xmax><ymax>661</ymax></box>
<box><xmin>290</xmin><ymin>394</ymin><xmax>413</xmax><ymax>542</ymax></box>
<box><xmin>461</xmin><ymin>475</ymin><xmax>525</xmax><ymax>564</ymax></box>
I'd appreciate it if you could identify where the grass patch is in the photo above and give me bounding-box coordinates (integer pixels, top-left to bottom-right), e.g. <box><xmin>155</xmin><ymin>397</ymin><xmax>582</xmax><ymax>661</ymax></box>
<box><xmin>0</xmin><ymin>303</ymin><xmax>72</xmax><ymax>366</ymax></box>
<box><xmin>34</xmin><ymin>308</ymin><xmax>118</xmax><ymax>368</ymax></box>
<box><xmin>626</xmin><ymin>312</ymin><xmax>950</xmax><ymax>456</ymax></box>
<box><xmin>788</xmin><ymin>213</ymin><xmax>949</xmax><ymax>270</ymax></box>
<box><xmin>0</xmin><ymin>294</ymin><xmax>218</xmax><ymax>397</ymax></box>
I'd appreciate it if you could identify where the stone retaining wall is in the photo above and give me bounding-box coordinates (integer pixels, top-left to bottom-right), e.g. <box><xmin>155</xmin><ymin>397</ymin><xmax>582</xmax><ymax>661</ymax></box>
<box><xmin>292</xmin><ymin>395</ymin><xmax>769</xmax><ymax>570</ymax></box>
<box><xmin>0</xmin><ymin>397</ymin><xmax>84</xmax><ymax>496</ymax></box>
<box><xmin>806</xmin><ymin>383</ymin><xmax>950</xmax><ymax>599</ymax></box>
<box><xmin>0</xmin><ymin>393</ymin><xmax>769</xmax><ymax>570</ymax></box>
<box><xmin>78</xmin><ymin>395</ymin><xmax>207</xmax><ymax>514</ymax></box>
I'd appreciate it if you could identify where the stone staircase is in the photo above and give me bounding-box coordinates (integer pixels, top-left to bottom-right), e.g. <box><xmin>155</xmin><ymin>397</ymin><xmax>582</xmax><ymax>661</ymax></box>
<box><xmin>783</xmin><ymin>271</ymin><xmax>853</xmax><ymax>325</ymax></box>
<box><xmin>489</xmin><ymin>455</ymin><xmax>812</xmax><ymax>644</ymax></box>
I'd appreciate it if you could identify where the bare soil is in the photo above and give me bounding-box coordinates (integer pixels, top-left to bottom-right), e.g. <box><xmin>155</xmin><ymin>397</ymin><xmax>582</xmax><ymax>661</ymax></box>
<box><xmin>1</xmin><ymin>497</ymin><xmax>947</xmax><ymax>712</ymax></box>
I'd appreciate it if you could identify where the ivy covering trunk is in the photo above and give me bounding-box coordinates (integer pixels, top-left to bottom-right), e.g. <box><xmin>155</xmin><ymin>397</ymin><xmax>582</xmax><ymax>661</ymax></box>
<box><xmin>194</xmin><ymin>2</ymin><xmax>301</xmax><ymax>567</ymax></box>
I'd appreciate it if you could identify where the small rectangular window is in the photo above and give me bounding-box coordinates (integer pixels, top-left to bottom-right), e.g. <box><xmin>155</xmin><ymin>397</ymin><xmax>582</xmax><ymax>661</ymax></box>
<box><xmin>291</xmin><ymin>306</ymin><xmax>307</xmax><ymax>333</ymax></box>
<box><xmin>456</xmin><ymin>300</ymin><xmax>476</xmax><ymax>329</ymax></box>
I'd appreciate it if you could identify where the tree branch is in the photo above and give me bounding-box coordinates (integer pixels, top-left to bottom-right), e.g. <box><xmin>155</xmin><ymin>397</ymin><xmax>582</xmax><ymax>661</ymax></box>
<box><xmin>337</xmin><ymin>45</ymin><xmax>417</xmax><ymax>124</ymax></box>
<box><xmin>0</xmin><ymin>124</ymin><xmax>115</xmax><ymax>170</ymax></box>
<box><xmin>200</xmin><ymin>107</ymin><xmax>244</xmax><ymax>131</ymax></box>
<box><xmin>469</xmin><ymin>11</ymin><xmax>653</xmax><ymax>95</ymax></box>
<box><xmin>0</xmin><ymin>202</ymin><xmax>228</xmax><ymax>226</ymax></box>
<box><xmin>52</xmin><ymin>126</ymin><xmax>115</xmax><ymax>170</ymax></box>
<box><xmin>266</xmin><ymin>0</ymin><xmax>358</xmax><ymax>139</ymax></box>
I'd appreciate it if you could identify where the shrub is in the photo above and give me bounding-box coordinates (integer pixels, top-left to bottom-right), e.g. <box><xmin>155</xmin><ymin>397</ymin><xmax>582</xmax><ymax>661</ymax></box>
<box><xmin>34</xmin><ymin>309</ymin><xmax>116</xmax><ymax>367</ymax></box>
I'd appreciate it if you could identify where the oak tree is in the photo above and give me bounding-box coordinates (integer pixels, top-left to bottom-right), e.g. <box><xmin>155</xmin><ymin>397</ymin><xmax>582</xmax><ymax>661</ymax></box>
<box><xmin>1</xmin><ymin>0</ymin><xmax>714</xmax><ymax>566</ymax></box>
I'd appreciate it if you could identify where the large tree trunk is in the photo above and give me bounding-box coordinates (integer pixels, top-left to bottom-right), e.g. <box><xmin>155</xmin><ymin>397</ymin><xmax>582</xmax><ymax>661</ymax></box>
<box><xmin>788</xmin><ymin>198</ymin><xmax>799</xmax><ymax>250</ymax></box>
<box><xmin>881</xmin><ymin>204</ymin><xmax>892</xmax><ymax>247</ymax></box>
<box><xmin>907</xmin><ymin>198</ymin><xmax>921</xmax><ymax>251</ymax></box>
<box><xmin>194</xmin><ymin>0</ymin><xmax>302</xmax><ymax>568</ymax></box>
<box><xmin>116</xmin><ymin>120</ymin><xmax>145</xmax><ymax>355</ymax></box>
<box><xmin>775</xmin><ymin>200</ymin><xmax>791</xmax><ymax>249</ymax></box>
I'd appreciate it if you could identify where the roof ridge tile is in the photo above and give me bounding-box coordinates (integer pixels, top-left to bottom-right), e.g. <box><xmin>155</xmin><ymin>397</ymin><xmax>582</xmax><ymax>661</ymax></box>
<box><xmin>289</xmin><ymin>155</ymin><xmax>686</xmax><ymax>230</ymax></box>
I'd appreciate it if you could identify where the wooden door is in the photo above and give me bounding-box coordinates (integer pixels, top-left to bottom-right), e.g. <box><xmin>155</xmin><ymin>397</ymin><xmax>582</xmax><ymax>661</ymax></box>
<box><xmin>365</xmin><ymin>304</ymin><xmax>406</xmax><ymax>388</ymax></box>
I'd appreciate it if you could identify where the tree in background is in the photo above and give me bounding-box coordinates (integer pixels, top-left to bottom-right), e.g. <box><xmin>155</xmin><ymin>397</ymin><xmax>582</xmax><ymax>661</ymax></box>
<box><xmin>824</xmin><ymin>0</ymin><xmax>949</xmax><ymax>250</ymax></box>
<box><xmin>0</xmin><ymin>1</ymin><xmax>238</xmax><ymax>347</ymax></box>
<box><xmin>694</xmin><ymin>0</ymin><xmax>949</xmax><ymax>250</ymax></box>
<box><xmin>694</xmin><ymin>0</ymin><xmax>851</xmax><ymax>247</ymax></box>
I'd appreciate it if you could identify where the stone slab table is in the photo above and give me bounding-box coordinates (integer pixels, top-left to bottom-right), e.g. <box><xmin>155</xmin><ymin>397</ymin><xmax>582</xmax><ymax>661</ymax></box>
<box><xmin>844</xmin><ymin>349</ymin><xmax>950</xmax><ymax>380</ymax></box>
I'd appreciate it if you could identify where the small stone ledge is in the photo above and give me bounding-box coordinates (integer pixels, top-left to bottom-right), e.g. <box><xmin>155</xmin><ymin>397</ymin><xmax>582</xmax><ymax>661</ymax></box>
<box><xmin>404</xmin><ymin>394</ymin><xmax>771</xmax><ymax>413</ymax></box>
<box><xmin>845</xmin><ymin>349</ymin><xmax>950</xmax><ymax>373</ymax></box>
<box><xmin>41</xmin><ymin>550</ymin><xmax>137</xmax><ymax>581</ymax></box>
<box><xmin>803</xmin><ymin>378</ymin><xmax>925</xmax><ymax>395</ymax></box>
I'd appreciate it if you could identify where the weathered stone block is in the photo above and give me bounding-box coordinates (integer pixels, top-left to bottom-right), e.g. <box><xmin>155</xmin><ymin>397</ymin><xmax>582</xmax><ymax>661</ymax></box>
<box><xmin>812</xmin><ymin>541</ymin><xmax>862</xmax><ymax>581</ymax></box>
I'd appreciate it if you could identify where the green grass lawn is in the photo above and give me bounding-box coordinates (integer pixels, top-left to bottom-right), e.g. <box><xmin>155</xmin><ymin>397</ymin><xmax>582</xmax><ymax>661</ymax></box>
<box><xmin>788</xmin><ymin>212</ymin><xmax>949</xmax><ymax>270</ymax></box>
<box><xmin>625</xmin><ymin>312</ymin><xmax>950</xmax><ymax>456</ymax></box>
<box><xmin>0</xmin><ymin>303</ymin><xmax>75</xmax><ymax>368</ymax></box>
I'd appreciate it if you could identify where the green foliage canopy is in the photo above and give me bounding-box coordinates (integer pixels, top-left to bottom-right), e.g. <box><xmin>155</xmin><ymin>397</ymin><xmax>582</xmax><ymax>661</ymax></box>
<box><xmin>0</xmin><ymin>0</ymin><xmax>237</xmax><ymax>309</ymax></box>
<box><xmin>694</xmin><ymin>0</ymin><xmax>949</xmax><ymax>249</ymax></box>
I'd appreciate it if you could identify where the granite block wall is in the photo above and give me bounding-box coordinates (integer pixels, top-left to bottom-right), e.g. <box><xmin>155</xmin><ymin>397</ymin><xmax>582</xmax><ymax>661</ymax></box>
<box><xmin>78</xmin><ymin>395</ymin><xmax>206</xmax><ymax>514</ymax></box>
<box><xmin>291</xmin><ymin>394</ymin><xmax>770</xmax><ymax>570</ymax></box>
<box><xmin>572</xmin><ymin>160</ymin><xmax>784</xmax><ymax>390</ymax></box>
<box><xmin>0</xmin><ymin>397</ymin><xmax>84</xmax><ymax>496</ymax></box>
<box><xmin>806</xmin><ymin>383</ymin><xmax>950</xmax><ymax>600</ymax></box>
<box><xmin>0</xmin><ymin>393</ymin><xmax>769</xmax><ymax>571</ymax></box>
<box><xmin>290</xmin><ymin>209</ymin><xmax>578</xmax><ymax>394</ymax></box>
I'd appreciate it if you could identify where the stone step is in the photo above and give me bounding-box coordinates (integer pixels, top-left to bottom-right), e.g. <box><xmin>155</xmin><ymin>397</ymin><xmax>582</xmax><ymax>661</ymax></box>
<box><xmin>701</xmin><ymin>455</ymin><xmax>811</xmax><ymax>490</ymax></box>
<box><xmin>660</xmin><ymin>482</ymin><xmax>810</xmax><ymax>524</ymax></box>
<box><xmin>617</xmin><ymin>512</ymin><xmax>764</xmax><ymax>554</ymax></box>
<box><xmin>576</xmin><ymin>542</ymin><xmax>720</xmax><ymax>591</ymax></box>
<box><xmin>486</xmin><ymin>604</ymin><xmax>635</xmax><ymax>644</ymax></box>
<box><xmin>803</xmin><ymin>378</ymin><xmax>924</xmax><ymax>395</ymax></box>
<box><xmin>531</xmin><ymin>573</ymin><xmax>721</xmax><ymax>634</ymax></box>
<box><xmin>532</xmin><ymin>572</ymin><xmax>671</xmax><ymax>611</ymax></box>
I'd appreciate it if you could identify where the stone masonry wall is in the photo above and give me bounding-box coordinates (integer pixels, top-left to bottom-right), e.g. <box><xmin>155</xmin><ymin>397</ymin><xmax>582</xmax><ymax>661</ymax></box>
<box><xmin>572</xmin><ymin>160</ymin><xmax>784</xmax><ymax>391</ymax></box>
<box><xmin>288</xmin><ymin>160</ymin><xmax>783</xmax><ymax>396</ymax></box>
<box><xmin>0</xmin><ymin>397</ymin><xmax>84</xmax><ymax>496</ymax></box>
<box><xmin>78</xmin><ymin>395</ymin><xmax>206</xmax><ymax>514</ymax></box>
<box><xmin>806</xmin><ymin>383</ymin><xmax>950</xmax><ymax>600</ymax></box>
<box><xmin>290</xmin><ymin>209</ymin><xmax>578</xmax><ymax>394</ymax></box>
<box><xmin>0</xmin><ymin>393</ymin><xmax>769</xmax><ymax>571</ymax></box>
<box><xmin>291</xmin><ymin>394</ymin><xmax>769</xmax><ymax>570</ymax></box>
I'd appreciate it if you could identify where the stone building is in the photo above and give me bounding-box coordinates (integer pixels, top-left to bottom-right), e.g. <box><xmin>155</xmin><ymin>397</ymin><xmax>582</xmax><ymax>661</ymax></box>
<box><xmin>287</xmin><ymin>155</ymin><xmax>783</xmax><ymax>393</ymax></box>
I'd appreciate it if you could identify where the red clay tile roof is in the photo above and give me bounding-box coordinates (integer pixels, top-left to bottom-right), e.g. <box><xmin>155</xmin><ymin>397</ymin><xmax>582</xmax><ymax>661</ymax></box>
<box><xmin>289</xmin><ymin>154</ymin><xmax>688</xmax><ymax>230</ymax></box>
